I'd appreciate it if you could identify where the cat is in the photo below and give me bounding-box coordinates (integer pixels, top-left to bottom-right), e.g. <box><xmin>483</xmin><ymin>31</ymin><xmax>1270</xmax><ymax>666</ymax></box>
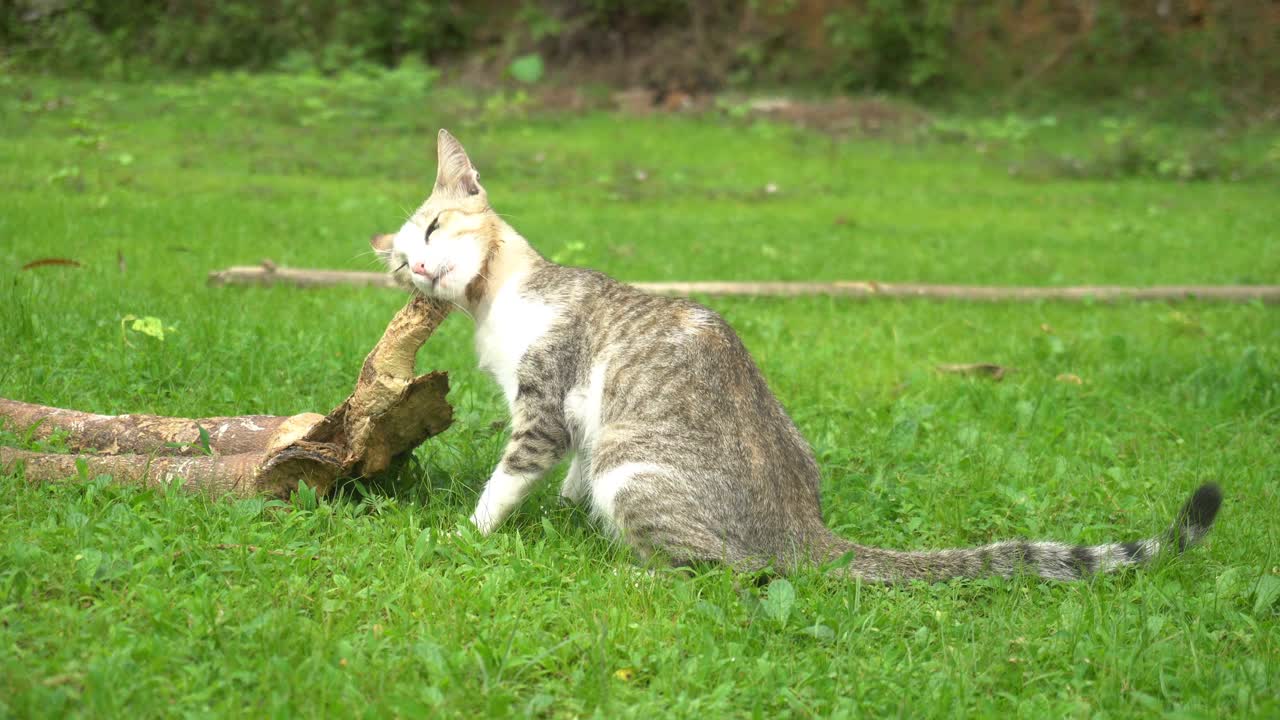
<box><xmin>372</xmin><ymin>129</ymin><xmax>1221</xmax><ymax>582</ymax></box>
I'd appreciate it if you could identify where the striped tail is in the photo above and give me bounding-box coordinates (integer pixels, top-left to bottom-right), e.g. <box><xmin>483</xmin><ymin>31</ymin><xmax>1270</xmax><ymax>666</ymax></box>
<box><xmin>830</xmin><ymin>484</ymin><xmax>1222</xmax><ymax>583</ymax></box>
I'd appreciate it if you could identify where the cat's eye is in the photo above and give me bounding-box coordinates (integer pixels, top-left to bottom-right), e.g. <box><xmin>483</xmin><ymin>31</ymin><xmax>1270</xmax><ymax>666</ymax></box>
<box><xmin>424</xmin><ymin>216</ymin><xmax>440</xmax><ymax>244</ymax></box>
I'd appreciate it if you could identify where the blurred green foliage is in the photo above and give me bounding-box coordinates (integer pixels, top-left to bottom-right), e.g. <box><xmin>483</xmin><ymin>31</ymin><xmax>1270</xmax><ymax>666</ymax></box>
<box><xmin>0</xmin><ymin>0</ymin><xmax>472</xmax><ymax>76</ymax></box>
<box><xmin>2</xmin><ymin>1</ymin><xmax>1276</xmax><ymax>107</ymax></box>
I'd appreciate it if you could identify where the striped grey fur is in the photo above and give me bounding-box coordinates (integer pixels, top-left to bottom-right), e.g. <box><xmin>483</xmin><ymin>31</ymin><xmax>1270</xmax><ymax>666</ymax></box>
<box><xmin>378</xmin><ymin>129</ymin><xmax>1223</xmax><ymax>584</ymax></box>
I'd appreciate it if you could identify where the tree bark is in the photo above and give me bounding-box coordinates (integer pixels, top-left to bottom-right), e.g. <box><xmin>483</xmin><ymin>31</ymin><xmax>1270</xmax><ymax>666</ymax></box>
<box><xmin>0</xmin><ymin>444</ymin><xmax>343</xmax><ymax>498</ymax></box>
<box><xmin>0</xmin><ymin>398</ymin><xmax>322</xmax><ymax>456</ymax></box>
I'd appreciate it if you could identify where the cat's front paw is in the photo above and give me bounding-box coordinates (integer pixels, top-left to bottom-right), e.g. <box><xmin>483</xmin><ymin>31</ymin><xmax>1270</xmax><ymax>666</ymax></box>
<box><xmin>468</xmin><ymin>510</ymin><xmax>498</xmax><ymax>536</ymax></box>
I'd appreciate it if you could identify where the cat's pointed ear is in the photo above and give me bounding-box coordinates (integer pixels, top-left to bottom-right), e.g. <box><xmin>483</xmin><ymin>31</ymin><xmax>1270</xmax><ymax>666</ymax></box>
<box><xmin>435</xmin><ymin>128</ymin><xmax>484</xmax><ymax>198</ymax></box>
<box><xmin>369</xmin><ymin>233</ymin><xmax>394</xmax><ymax>256</ymax></box>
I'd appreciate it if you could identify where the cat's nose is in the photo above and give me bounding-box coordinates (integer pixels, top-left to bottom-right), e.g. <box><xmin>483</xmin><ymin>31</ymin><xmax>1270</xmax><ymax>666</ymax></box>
<box><xmin>411</xmin><ymin>262</ymin><xmax>430</xmax><ymax>278</ymax></box>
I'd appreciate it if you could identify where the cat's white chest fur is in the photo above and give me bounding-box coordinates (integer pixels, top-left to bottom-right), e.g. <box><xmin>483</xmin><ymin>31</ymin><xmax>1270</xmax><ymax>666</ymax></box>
<box><xmin>474</xmin><ymin>274</ymin><xmax>558</xmax><ymax>407</ymax></box>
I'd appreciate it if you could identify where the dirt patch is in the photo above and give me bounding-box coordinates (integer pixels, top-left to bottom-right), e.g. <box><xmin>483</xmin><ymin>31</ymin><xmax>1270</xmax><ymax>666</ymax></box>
<box><xmin>737</xmin><ymin>95</ymin><xmax>931</xmax><ymax>136</ymax></box>
<box><xmin>602</xmin><ymin>88</ymin><xmax>930</xmax><ymax>136</ymax></box>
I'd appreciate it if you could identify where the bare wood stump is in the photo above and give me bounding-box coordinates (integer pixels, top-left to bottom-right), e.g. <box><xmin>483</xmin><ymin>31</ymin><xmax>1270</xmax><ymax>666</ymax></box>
<box><xmin>1</xmin><ymin>295</ymin><xmax>453</xmax><ymax>499</ymax></box>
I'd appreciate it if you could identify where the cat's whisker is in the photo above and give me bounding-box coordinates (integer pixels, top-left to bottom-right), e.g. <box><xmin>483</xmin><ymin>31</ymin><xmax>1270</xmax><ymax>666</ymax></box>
<box><xmin>447</xmin><ymin>300</ymin><xmax>474</xmax><ymax>321</ymax></box>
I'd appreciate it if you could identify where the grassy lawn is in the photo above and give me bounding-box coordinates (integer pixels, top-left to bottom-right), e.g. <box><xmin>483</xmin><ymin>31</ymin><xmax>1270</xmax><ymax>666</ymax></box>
<box><xmin>1</xmin><ymin>71</ymin><xmax>1277</xmax><ymax>717</ymax></box>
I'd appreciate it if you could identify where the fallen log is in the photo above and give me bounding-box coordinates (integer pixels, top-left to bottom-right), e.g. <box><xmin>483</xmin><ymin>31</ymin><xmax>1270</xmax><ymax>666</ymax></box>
<box><xmin>0</xmin><ymin>444</ymin><xmax>342</xmax><ymax>498</ymax></box>
<box><xmin>207</xmin><ymin>261</ymin><xmax>1280</xmax><ymax>304</ymax></box>
<box><xmin>1</xmin><ymin>294</ymin><xmax>453</xmax><ymax>499</ymax></box>
<box><xmin>0</xmin><ymin>398</ymin><xmax>322</xmax><ymax>456</ymax></box>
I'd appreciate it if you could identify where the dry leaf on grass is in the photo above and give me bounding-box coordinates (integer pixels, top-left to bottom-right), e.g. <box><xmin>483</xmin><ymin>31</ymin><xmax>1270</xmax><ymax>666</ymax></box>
<box><xmin>21</xmin><ymin>258</ymin><xmax>81</xmax><ymax>270</ymax></box>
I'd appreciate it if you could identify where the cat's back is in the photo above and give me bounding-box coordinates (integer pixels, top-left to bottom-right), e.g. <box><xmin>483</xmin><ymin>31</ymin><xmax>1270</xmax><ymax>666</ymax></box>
<box><xmin>523</xmin><ymin>262</ymin><xmax>738</xmax><ymax>357</ymax></box>
<box><xmin>523</xmin><ymin>262</ymin><xmax>805</xmax><ymax>444</ymax></box>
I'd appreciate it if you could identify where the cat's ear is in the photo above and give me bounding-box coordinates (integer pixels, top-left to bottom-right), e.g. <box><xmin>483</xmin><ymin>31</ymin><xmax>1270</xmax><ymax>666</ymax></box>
<box><xmin>369</xmin><ymin>233</ymin><xmax>394</xmax><ymax>259</ymax></box>
<box><xmin>435</xmin><ymin>128</ymin><xmax>484</xmax><ymax>198</ymax></box>
<box><xmin>368</xmin><ymin>233</ymin><xmax>391</xmax><ymax>266</ymax></box>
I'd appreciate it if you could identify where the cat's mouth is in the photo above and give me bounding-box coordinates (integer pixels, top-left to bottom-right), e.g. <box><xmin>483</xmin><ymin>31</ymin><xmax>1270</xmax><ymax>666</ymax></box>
<box><xmin>381</xmin><ymin>253</ymin><xmax>421</xmax><ymax>294</ymax></box>
<box><xmin>409</xmin><ymin>263</ymin><xmax>456</xmax><ymax>295</ymax></box>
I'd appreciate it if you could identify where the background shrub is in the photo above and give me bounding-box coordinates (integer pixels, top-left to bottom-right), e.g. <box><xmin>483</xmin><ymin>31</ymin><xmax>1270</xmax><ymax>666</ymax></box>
<box><xmin>2</xmin><ymin>0</ymin><xmax>1276</xmax><ymax>108</ymax></box>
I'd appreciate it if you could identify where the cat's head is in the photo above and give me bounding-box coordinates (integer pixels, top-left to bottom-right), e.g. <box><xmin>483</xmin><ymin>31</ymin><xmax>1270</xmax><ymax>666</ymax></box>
<box><xmin>373</xmin><ymin>129</ymin><xmax>500</xmax><ymax>304</ymax></box>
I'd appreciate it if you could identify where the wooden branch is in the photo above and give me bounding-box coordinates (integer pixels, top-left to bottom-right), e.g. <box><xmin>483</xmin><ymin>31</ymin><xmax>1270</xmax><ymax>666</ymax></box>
<box><xmin>207</xmin><ymin>264</ymin><xmax>1280</xmax><ymax>304</ymax></box>
<box><xmin>1</xmin><ymin>295</ymin><xmax>454</xmax><ymax>499</ymax></box>
<box><xmin>632</xmin><ymin>282</ymin><xmax>1280</xmax><ymax>303</ymax></box>
<box><xmin>936</xmin><ymin>363</ymin><xmax>1013</xmax><ymax>381</ymax></box>
<box><xmin>209</xmin><ymin>265</ymin><xmax>400</xmax><ymax>289</ymax></box>
<box><xmin>0</xmin><ymin>443</ymin><xmax>343</xmax><ymax>498</ymax></box>
<box><xmin>0</xmin><ymin>398</ymin><xmax>322</xmax><ymax>456</ymax></box>
<box><xmin>300</xmin><ymin>294</ymin><xmax>454</xmax><ymax>478</ymax></box>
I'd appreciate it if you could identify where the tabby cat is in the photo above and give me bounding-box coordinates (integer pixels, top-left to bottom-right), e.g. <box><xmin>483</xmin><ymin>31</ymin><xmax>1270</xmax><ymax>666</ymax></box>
<box><xmin>372</xmin><ymin>129</ymin><xmax>1220</xmax><ymax>582</ymax></box>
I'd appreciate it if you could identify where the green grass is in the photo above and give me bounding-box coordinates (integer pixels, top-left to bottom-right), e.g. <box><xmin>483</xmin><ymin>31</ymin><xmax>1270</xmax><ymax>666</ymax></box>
<box><xmin>1</xmin><ymin>71</ymin><xmax>1278</xmax><ymax>718</ymax></box>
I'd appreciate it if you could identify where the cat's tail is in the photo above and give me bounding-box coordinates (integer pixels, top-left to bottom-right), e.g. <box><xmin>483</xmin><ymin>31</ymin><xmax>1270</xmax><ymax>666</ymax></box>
<box><xmin>822</xmin><ymin>484</ymin><xmax>1221</xmax><ymax>583</ymax></box>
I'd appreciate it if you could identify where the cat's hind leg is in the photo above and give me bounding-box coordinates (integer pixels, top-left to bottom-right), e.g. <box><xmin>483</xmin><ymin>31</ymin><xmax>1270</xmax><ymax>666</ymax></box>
<box><xmin>559</xmin><ymin>455</ymin><xmax>590</xmax><ymax>505</ymax></box>
<box><xmin>591</xmin><ymin>460</ymin><xmax>738</xmax><ymax>567</ymax></box>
